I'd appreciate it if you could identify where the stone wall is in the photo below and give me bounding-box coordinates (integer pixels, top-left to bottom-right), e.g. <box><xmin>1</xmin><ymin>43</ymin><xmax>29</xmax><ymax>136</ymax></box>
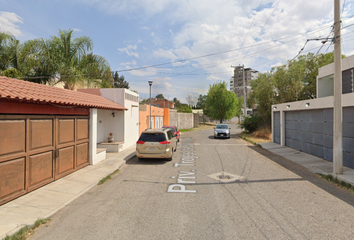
<box><xmin>169</xmin><ymin>109</ymin><xmax>196</xmax><ymax>129</ymax></box>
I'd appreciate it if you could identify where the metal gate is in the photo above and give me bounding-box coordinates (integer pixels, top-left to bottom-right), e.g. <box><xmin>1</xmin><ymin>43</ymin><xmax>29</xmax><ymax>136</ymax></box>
<box><xmin>0</xmin><ymin>115</ymin><xmax>89</xmax><ymax>205</ymax></box>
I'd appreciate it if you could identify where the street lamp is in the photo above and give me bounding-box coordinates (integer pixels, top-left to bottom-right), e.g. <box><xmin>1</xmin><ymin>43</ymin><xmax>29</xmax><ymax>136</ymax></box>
<box><xmin>148</xmin><ymin>80</ymin><xmax>153</xmax><ymax>128</ymax></box>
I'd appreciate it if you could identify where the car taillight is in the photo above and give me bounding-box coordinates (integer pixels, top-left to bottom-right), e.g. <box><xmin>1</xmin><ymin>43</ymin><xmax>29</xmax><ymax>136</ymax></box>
<box><xmin>159</xmin><ymin>140</ymin><xmax>171</xmax><ymax>145</ymax></box>
<box><xmin>136</xmin><ymin>140</ymin><xmax>145</xmax><ymax>145</ymax></box>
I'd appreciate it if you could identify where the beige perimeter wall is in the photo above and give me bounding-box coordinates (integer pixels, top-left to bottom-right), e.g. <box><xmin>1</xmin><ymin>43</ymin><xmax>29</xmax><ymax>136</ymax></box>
<box><xmin>169</xmin><ymin>109</ymin><xmax>198</xmax><ymax>129</ymax></box>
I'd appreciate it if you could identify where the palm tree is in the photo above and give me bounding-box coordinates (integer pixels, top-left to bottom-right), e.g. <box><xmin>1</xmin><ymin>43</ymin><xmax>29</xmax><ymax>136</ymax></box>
<box><xmin>79</xmin><ymin>53</ymin><xmax>114</xmax><ymax>88</ymax></box>
<box><xmin>0</xmin><ymin>31</ymin><xmax>15</xmax><ymax>71</ymax></box>
<box><xmin>51</xmin><ymin>29</ymin><xmax>93</xmax><ymax>89</ymax></box>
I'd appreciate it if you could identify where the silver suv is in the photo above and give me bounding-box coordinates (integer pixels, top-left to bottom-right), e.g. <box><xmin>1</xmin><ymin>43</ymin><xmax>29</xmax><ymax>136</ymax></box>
<box><xmin>136</xmin><ymin>128</ymin><xmax>177</xmax><ymax>161</ymax></box>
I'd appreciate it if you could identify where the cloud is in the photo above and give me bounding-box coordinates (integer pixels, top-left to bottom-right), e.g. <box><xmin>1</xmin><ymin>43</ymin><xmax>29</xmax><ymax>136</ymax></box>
<box><xmin>72</xmin><ymin>28</ymin><xmax>82</xmax><ymax>32</ymax></box>
<box><xmin>164</xmin><ymin>82</ymin><xmax>172</xmax><ymax>89</ymax></box>
<box><xmin>120</xmin><ymin>60</ymin><xmax>137</xmax><ymax>66</ymax></box>
<box><xmin>128</xmin><ymin>67</ymin><xmax>158</xmax><ymax>76</ymax></box>
<box><xmin>117</xmin><ymin>44</ymin><xmax>139</xmax><ymax>58</ymax></box>
<box><xmin>271</xmin><ymin>62</ymin><xmax>283</xmax><ymax>68</ymax></box>
<box><xmin>0</xmin><ymin>11</ymin><xmax>23</xmax><ymax>37</ymax></box>
<box><xmin>76</xmin><ymin>0</ymin><xmax>354</xmax><ymax>99</ymax></box>
<box><xmin>152</xmin><ymin>48</ymin><xmax>177</xmax><ymax>59</ymax></box>
<box><xmin>141</xmin><ymin>26</ymin><xmax>150</xmax><ymax>30</ymax></box>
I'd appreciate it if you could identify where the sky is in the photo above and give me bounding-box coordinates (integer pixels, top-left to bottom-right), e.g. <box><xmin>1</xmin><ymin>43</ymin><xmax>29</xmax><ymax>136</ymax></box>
<box><xmin>1</xmin><ymin>0</ymin><xmax>354</xmax><ymax>104</ymax></box>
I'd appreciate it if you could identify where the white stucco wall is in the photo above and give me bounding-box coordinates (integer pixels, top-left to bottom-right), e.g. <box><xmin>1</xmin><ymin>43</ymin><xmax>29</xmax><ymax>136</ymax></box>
<box><xmin>123</xmin><ymin>99</ymin><xmax>139</xmax><ymax>150</ymax></box>
<box><xmin>89</xmin><ymin>108</ymin><xmax>98</xmax><ymax>164</ymax></box>
<box><xmin>97</xmin><ymin>109</ymin><xmax>124</xmax><ymax>143</ymax></box>
<box><xmin>317</xmin><ymin>54</ymin><xmax>354</xmax><ymax>98</ymax></box>
<box><xmin>99</xmin><ymin>88</ymin><xmax>125</xmax><ymax>106</ymax></box>
<box><xmin>99</xmin><ymin>88</ymin><xmax>139</xmax><ymax>150</ymax></box>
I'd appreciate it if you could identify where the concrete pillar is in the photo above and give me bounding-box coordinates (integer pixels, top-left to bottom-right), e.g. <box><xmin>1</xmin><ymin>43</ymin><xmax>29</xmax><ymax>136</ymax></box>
<box><xmin>333</xmin><ymin>0</ymin><xmax>343</xmax><ymax>174</ymax></box>
<box><xmin>280</xmin><ymin>110</ymin><xmax>285</xmax><ymax>146</ymax></box>
<box><xmin>89</xmin><ymin>108</ymin><xmax>98</xmax><ymax>165</ymax></box>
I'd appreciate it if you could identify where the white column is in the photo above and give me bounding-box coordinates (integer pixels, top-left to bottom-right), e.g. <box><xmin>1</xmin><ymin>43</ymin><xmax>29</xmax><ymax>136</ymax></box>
<box><xmin>333</xmin><ymin>0</ymin><xmax>343</xmax><ymax>175</ymax></box>
<box><xmin>89</xmin><ymin>108</ymin><xmax>98</xmax><ymax>165</ymax></box>
<box><xmin>271</xmin><ymin>108</ymin><xmax>274</xmax><ymax>143</ymax></box>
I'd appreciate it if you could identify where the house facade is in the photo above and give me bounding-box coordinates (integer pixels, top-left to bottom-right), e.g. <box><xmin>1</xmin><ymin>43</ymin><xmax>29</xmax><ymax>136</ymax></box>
<box><xmin>0</xmin><ymin>77</ymin><xmax>127</xmax><ymax>205</ymax></box>
<box><xmin>272</xmin><ymin>54</ymin><xmax>354</xmax><ymax>168</ymax></box>
<box><xmin>139</xmin><ymin>104</ymin><xmax>170</xmax><ymax>136</ymax></box>
<box><xmin>78</xmin><ymin>88</ymin><xmax>139</xmax><ymax>152</ymax></box>
<box><xmin>147</xmin><ymin>98</ymin><xmax>174</xmax><ymax>108</ymax></box>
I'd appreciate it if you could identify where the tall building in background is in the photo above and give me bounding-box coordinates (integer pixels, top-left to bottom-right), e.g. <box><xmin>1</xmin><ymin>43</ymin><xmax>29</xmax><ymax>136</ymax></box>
<box><xmin>230</xmin><ymin>66</ymin><xmax>259</xmax><ymax>99</ymax></box>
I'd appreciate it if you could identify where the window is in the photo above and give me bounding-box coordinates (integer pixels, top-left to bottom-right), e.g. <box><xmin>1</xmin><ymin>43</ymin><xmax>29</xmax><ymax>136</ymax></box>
<box><xmin>139</xmin><ymin>133</ymin><xmax>166</xmax><ymax>142</ymax></box>
<box><xmin>167</xmin><ymin>130</ymin><xmax>173</xmax><ymax>140</ymax></box>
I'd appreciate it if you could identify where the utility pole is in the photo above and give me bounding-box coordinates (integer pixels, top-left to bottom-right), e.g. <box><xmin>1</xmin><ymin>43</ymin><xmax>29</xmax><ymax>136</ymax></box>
<box><xmin>333</xmin><ymin>0</ymin><xmax>343</xmax><ymax>175</ymax></box>
<box><xmin>242</xmin><ymin>64</ymin><xmax>246</xmax><ymax>117</ymax></box>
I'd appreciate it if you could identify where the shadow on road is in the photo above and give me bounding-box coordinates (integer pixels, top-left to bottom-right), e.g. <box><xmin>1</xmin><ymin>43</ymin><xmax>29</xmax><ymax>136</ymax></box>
<box><xmin>127</xmin><ymin>156</ymin><xmax>169</xmax><ymax>165</ymax></box>
<box><xmin>207</xmin><ymin>135</ymin><xmax>230</xmax><ymax>140</ymax></box>
<box><xmin>247</xmin><ymin>145</ymin><xmax>354</xmax><ymax>207</ymax></box>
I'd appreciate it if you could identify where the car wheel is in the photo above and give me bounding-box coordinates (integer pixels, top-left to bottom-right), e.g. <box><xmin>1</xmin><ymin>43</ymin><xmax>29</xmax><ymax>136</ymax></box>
<box><xmin>167</xmin><ymin>150</ymin><xmax>173</xmax><ymax>161</ymax></box>
<box><xmin>138</xmin><ymin>157</ymin><xmax>142</xmax><ymax>161</ymax></box>
<box><xmin>174</xmin><ymin>143</ymin><xmax>177</xmax><ymax>152</ymax></box>
<box><xmin>178</xmin><ymin>138</ymin><xmax>180</xmax><ymax>142</ymax></box>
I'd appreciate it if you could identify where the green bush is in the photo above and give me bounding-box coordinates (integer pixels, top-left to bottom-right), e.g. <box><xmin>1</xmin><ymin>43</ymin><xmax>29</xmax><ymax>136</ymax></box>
<box><xmin>241</xmin><ymin>115</ymin><xmax>263</xmax><ymax>133</ymax></box>
<box><xmin>2</xmin><ymin>68</ymin><xmax>23</xmax><ymax>78</ymax></box>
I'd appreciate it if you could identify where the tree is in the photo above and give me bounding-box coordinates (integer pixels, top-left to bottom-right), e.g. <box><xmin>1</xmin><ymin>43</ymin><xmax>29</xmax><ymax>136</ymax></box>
<box><xmin>235</xmin><ymin>96</ymin><xmax>243</xmax><ymax>123</ymax></box>
<box><xmin>249</xmin><ymin>52</ymin><xmax>338</xmax><ymax>128</ymax></box>
<box><xmin>80</xmin><ymin>53</ymin><xmax>113</xmax><ymax>88</ymax></box>
<box><xmin>113</xmin><ymin>71</ymin><xmax>129</xmax><ymax>88</ymax></box>
<box><xmin>205</xmin><ymin>81</ymin><xmax>241</xmax><ymax>123</ymax></box>
<box><xmin>51</xmin><ymin>29</ymin><xmax>93</xmax><ymax>89</ymax></box>
<box><xmin>155</xmin><ymin>93</ymin><xmax>164</xmax><ymax>99</ymax></box>
<box><xmin>173</xmin><ymin>97</ymin><xmax>182</xmax><ymax>108</ymax></box>
<box><xmin>0</xmin><ymin>31</ymin><xmax>15</xmax><ymax>71</ymax></box>
<box><xmin>250</xmin><ymin>72</ymin><xmax>275</xmax><ymax>127</ymax></box>
<box><xmin>176</xmin><ymin>104</ymin><xmax>192</xmax><ymax>113</ymax></box>
<box><xmin>196</xmin><ymin>94</ymin><xmax>207</xmax><ymax>109</ymax></box>
<box><xmin>186</xmin><ymin>94</ymin><xmax>195</xmax><ymax>107</ymax></box>
<box><xmin>2</xmin><ymin>68</ymin><xmax>22</xmax><ymax>78</ymax></box>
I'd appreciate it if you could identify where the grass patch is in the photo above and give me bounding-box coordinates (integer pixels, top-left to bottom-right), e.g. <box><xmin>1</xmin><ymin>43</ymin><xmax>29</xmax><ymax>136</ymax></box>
<box><xmin>180</xmin><ymin>128</ymin><xmax>193</xmax><ymax>133</ymax></box>
<box><xmin>179</xmin><ymin>122</ymin><xmax>217</xmax><ymax>133</ymax></box>
<box><xmin>98</xmin><ymin>169</ymin><xmax>119</xmax><ymax>185</ymax></box>
<box><xmin>318</xmin><ymin>174</ymin><xmax>354</xmax><ymax>191</ymax></box>
<box><xmin>5</xmin><ymin>218</ymin><xmax>50</xmax><ymax>240</ymax></box>
<box><xmin>240</xmin><ymin>130</ymin><xmax>271</xmax><ymax>145</ymax></box>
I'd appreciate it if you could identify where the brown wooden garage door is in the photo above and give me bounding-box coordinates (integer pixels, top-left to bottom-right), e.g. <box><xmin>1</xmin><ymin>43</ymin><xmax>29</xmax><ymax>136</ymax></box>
<box><xmin>0</xmin><ymin>115</ymin><xmax>89</xmax><ymax>205</ymax></box>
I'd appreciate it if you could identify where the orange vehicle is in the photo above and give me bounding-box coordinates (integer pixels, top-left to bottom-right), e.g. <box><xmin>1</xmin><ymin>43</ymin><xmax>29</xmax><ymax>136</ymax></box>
<box><xmin>163</xmin><ymin>125</ymin><xmax>180</xmax><ymax>142</ymax></box>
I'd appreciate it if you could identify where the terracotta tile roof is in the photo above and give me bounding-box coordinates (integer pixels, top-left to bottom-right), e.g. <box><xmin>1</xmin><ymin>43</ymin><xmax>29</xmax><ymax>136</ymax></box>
<box><xmin>0</xmin><ymin>76</ymin><xmax>128</xmax><ymax>110</ymax></box>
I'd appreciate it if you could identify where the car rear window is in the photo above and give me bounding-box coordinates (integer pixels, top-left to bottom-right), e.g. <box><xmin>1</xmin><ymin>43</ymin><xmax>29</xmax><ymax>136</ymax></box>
<box><xmin>139</xmin><ymin>133</ymin><xmax>166</xmax><ymax>142</ymax></box>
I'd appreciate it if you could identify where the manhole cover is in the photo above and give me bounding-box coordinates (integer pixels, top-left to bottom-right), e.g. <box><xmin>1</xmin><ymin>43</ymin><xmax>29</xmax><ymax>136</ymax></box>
<box><xmin>208</xmin><ymin>172</ymin><xmax>245</xmax><ymax>183</ymax></box>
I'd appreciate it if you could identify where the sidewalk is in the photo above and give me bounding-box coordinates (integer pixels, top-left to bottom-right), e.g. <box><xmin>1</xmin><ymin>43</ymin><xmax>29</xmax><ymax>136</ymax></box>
<box><xmin>260</xmin><ymin>142</ymin><xmax>354</xmax><ymax>186</ymax></box>
<box><xmin>0</xmin><ymin>145</ymin><xmax>136</xmax><ymax>240</ymax></box>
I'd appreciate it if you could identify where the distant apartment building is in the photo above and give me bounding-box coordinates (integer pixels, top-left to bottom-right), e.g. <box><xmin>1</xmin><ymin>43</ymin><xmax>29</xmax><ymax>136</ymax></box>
<box><xmin>230</xmin><ymin>66</ymin><xmax>259</xmax><ymax>99</ymax></box>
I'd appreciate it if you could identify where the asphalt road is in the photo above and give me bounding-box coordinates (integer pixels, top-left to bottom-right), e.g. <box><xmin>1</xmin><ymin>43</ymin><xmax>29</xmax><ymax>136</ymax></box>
<box><xmin>30</xmin><ymin>123</ymin><xmax>354</xmax><ymax>240</ymax></box>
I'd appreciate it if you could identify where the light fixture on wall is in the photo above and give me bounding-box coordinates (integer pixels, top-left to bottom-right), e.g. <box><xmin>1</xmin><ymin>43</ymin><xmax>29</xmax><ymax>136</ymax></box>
<box><xmin>273</xmin><ymin>106</ymin><xmax>277</xmax><ymax>110</ymax></box>
<box><xmin>112</xmin><ymin>112</ymin><xmax>115</xmax><ymax>118</ymax></box>
<box><xmin>287</xmin><ymin>105</ymin><xmax>290</xmax><ymax>109</ymax></box>
<box><xmin>306</xmin><ymin>103</ymin><xmax>310</xmax><ymax>107</ymax></box>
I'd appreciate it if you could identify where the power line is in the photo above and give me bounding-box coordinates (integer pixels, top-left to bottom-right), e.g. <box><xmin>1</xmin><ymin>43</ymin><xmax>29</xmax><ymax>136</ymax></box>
<box><xmin>116</xmin><ymin>24</ymin><xmax>333</xmax><ymax>73</ymax></box>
